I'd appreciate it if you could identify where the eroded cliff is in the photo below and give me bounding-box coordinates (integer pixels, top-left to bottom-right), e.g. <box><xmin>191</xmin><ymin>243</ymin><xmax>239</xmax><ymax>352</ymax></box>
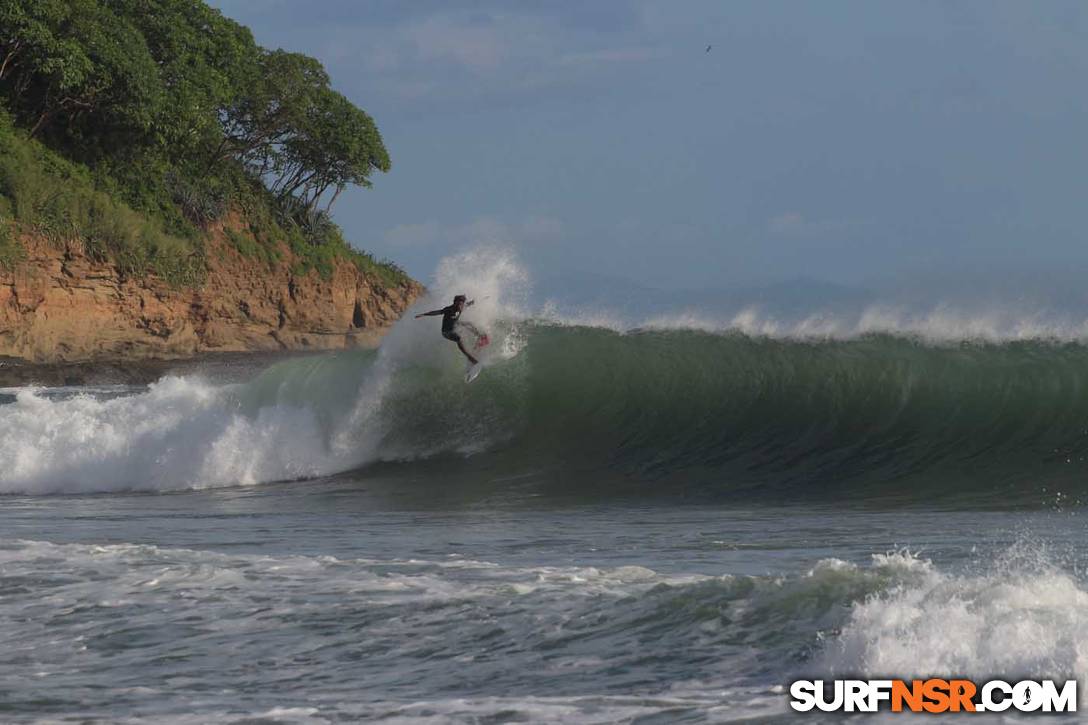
<box><xmin>0</xmin><ymin>221</ymin><xmax>421</xmax><ymax>363</ymax></box>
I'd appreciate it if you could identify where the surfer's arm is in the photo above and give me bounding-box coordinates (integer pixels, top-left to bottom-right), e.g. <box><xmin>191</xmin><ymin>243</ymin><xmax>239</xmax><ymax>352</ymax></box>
<box><xmin>414</xmin><ymin>308</ymin><xmax>446</xmax><ymax>319</ymax></box>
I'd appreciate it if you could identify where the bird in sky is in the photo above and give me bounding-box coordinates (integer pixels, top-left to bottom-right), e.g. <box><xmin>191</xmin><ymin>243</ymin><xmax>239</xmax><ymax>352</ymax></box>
<box><xmin>705</xmin><ymin>44</ymin><xmax>712</xmax><ymax>53</ymax></box>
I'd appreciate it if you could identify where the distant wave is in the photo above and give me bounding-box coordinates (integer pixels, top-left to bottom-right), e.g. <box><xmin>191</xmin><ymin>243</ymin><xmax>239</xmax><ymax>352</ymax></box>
<box><xmin>4</xmin><ymin>539</ymin><xmax>1085</xmax><ymax>705</ymax></box>
<box><xmin>546</xmin><ymin>304</ymin><xmax>1088</xmax><ymax>344</ymax></box>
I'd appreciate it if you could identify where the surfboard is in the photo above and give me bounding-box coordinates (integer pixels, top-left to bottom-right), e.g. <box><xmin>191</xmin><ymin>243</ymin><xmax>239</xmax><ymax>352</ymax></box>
<box><xmin>465</xmin><ymin>362</ymin><xmax>483</xmax><ymax>384</ymax></box>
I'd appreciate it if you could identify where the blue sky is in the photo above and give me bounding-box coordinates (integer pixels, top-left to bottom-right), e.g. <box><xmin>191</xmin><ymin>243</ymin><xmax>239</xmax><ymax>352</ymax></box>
<box><xmin>210</xmin><ymin>1</ymin><xmax>1088</xmax><ymax>291</ymax></box>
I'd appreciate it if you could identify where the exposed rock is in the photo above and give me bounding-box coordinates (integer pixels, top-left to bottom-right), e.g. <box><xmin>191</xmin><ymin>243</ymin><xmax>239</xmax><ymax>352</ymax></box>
<box><xmin>0</xmin><ymin>221</ymin><xmax>422</xmax><ymax>363</ymax></box>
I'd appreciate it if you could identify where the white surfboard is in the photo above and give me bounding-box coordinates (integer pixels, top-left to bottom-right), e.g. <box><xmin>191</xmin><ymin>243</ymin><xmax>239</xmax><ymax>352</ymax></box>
<box><xmin>465</xmin><ymin>362</ymin><xmax>483</xmax><ymax>384</ymax></box>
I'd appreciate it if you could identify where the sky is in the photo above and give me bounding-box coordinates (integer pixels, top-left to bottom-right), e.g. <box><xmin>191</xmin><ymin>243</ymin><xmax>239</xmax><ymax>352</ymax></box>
<box><xmin>209</xmin><ymin>1</ymin><xmax>1088</xmax><ymax>292</ymax></box>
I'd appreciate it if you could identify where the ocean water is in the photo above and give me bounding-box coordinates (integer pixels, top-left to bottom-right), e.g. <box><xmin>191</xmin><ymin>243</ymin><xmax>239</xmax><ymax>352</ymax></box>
<box><xmin>4</xmin><ymin>252</ymin><xmax>1088</xmax><ymax>723</ymax></box>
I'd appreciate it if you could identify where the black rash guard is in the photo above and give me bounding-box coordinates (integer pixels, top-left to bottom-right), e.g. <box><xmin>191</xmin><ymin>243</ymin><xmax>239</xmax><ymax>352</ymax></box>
<box><xmin>441</xmin><ymin>305</ymin><xmax>461</xmax><ymax>333</ymax></box>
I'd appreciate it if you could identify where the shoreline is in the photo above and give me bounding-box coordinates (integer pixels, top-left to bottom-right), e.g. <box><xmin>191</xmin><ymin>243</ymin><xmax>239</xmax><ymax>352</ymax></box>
<box><xmin>0</xmin><ymin>348</ymin><xmax>349</xmax><ymax>388</ymax></box>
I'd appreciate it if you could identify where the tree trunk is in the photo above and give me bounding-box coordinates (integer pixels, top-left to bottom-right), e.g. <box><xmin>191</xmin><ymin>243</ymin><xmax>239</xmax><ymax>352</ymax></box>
<box><xmin>326</xmin><ymin>184</ymin><xmax>344</xmax><ymax>212</ymax></box>
<box><xmin>29</xmin><ymin>108</ymin><xmax>53</xmax><ymax>137</ymax></box>
<box><xmin>0</xmin><ymin>42</ymin><xmax>22</xmax><ymax>80</ymax></box>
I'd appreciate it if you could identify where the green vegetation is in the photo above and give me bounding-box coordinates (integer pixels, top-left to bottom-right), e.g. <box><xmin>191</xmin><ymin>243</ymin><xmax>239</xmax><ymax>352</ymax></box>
<box><xmin>0</xmin><ymin>112</ymin><xmax>202</xmax><ymax>283</ymax></box>
<box><xmin>352</xmin><ymin>251</ymin><xmax>410</xmax><ymax>289</ymax></box>
<box><xmin>0</xmin><ymin>0</ymin><xmax>409</xmax><ymax>286</ymax></box>
<box><xmin>224</xmin><ymin>227</ymin><xmax>272</xmax><ymax>266</ymax></box>
<box><xmin>0</xmin><ymin>217</ymin><xmax>22</xmax><ymax>269</ymax></box>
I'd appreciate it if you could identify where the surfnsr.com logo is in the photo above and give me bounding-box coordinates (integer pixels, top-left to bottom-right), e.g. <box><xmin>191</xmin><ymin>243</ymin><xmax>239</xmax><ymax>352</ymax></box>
<box><xmin>790</xmin><ymin>679</ymin><xmax>1077</xmax><ymax>714</ymax></box>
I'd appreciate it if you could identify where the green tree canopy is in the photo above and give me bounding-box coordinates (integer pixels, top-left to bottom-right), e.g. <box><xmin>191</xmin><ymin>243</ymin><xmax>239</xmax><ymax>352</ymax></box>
<box><xmin>0</xmin><ymin>0</ymin><xmax>163</xmax><ymax>147</ymax></box>
<box><xmin>0</xmin><ymin>0</ymin><xmax>389</xmax><ymax>218</ymax></box>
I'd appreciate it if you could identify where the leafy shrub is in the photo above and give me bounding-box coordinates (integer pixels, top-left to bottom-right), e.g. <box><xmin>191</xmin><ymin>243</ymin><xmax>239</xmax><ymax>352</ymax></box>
<box><xmin>165</xmin><ymin>171</ymin><xmax>229</xmax><ymax>227</ymax></box>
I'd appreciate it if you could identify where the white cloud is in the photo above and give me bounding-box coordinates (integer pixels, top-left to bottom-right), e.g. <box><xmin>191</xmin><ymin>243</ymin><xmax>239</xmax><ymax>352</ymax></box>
<box><xmin>557</xmin><ymin>47</ymin><xmax>667</xmax><ymax>67</ymax></box>
<box><xmin>407</xmin><ymin>15</ymin><xmax>511</xmax><ymax>71</ymax></box>
<box><xmin>382</xmin><ymin>221</ymin><xmax>444</xmax><ymax>247</ymax></box>
<box><xmin>520</xmin><ymin>215</ymin><xmax>563</xmax><ymax>239</ymax></box>
<box><xmin>768</xmin><ymin>212</ymin><xmax>866</xmax><ymax>236</ymax></box>
<box><xmin>383</xmin><ymin>215</ymin><xmax>563</xmax><ymax>248</ymax></box>
<box><xmin>768</xmin><ymin>212</ymin><xmax>807</xmax><ymax>234</ymax></box>
<box><xmin>363</xmin><ymin>12</ymin><xmax>553</xmax><ymax>76</ymax></box>
<box><xmin>322</xmin><ymin>7</ymin><xmax>662</xmax><ymax>104</ymax></box>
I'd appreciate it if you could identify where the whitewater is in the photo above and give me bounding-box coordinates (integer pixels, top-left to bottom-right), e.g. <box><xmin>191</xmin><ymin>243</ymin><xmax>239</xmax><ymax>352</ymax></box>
<box><xmin>5</xmin><ymin>249</ymin><xmax>1088</xmax><ymax>722</ymax></box>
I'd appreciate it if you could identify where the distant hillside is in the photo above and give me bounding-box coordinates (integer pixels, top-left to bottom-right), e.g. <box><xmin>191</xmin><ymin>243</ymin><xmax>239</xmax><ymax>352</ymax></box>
<box><xmin>535</xmin><ymin>270</ymin><xmax>873</xmax><ymax>322</ymax></box>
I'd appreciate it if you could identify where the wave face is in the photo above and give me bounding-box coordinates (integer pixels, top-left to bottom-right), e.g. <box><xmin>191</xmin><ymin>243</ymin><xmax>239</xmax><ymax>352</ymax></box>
<box><xmin>370</xmin><ymin>326</ymin><xmax>1088</xmax><ymax>504</ymax></box>
<box><xmin>5</xmin><ymin>317</ymin><xmax>1088</xmax><ymax>502</ymax></box>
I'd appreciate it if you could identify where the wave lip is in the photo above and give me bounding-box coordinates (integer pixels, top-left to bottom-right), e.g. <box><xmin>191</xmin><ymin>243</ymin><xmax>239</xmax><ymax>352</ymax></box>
<box><xmin>553</xmin><ymin>301</ymin><xmax>1088</xmax><ymax>344</ymax></box>
<box><xmin>6</xmin><ymin>324</ymin><xmax>1088</xmax><ymax>500</ymax></box>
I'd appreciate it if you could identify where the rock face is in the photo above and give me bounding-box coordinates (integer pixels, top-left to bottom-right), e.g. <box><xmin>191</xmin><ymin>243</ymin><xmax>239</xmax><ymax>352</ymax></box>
<box><xmin>0</xmin><ymin>222</ymin><xmax>422</xmax><ymax>363</ymax></box>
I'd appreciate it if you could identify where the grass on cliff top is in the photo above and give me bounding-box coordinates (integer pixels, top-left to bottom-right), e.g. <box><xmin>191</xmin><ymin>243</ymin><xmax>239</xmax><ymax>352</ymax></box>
<box><xmin>0</xmin><ymin>114</ymin><xmax>203</xmax><ymax>286</ymax></box>
<box><xmin>0</xmin><ymin>218</ymin><xmax>24</xmax><ymax>270</ymax></box>
<box><xmin>350</xmin><ymin>249</ymin><xmax>411</xmax><ymax>289</ymax></box>
<box><xmin>236</xmin><ymin>188</ymin><xmax>411</xmax><ymax>286</ymax></box>
<box><xmin>0</xmin><ymin>114</ymin><xmax>411</xmax><ymax>289</ymax></box>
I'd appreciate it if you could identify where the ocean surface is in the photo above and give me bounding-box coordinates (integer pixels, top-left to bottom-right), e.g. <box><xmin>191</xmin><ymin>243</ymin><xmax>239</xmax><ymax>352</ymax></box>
<box><xmin>4</xmin><ymin>256</ymin><xmax>1088</xmax><ymax>723</ymax></box>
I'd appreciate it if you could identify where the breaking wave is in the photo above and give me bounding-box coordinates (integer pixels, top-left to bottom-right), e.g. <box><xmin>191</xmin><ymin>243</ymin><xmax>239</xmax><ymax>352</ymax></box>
<box><xmin>3</xmin><ymin>538</ymin><xmax>1086</xmax><ymax>720</ymax></box>
<box><xmin>5</xmin><ymin>248</ymin><xmax>1088</xmax><ymax>502</ymax></box>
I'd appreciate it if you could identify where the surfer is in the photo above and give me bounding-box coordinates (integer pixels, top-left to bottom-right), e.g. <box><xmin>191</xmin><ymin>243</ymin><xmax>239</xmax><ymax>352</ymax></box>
<box><xmin>415</xmin><ymin>294</ymin><xmax>484</xmax><ymax>364</ymax></box>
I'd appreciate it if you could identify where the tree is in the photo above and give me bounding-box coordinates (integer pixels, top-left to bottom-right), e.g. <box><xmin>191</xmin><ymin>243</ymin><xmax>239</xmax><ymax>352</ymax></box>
<box><xmin>0</xmin><ymin>0</ymin><xmax>162</xmax><ymax>147</ymax></box>
<box><xmin>218</xmin><ymin>50</ymin><xmax>390</xmax><ymax>215</ymax></box>
<box><xmin>212</xmin><ymin>50</ymin><xmax>327</xmax><ymax>175</ymax></box>
<box><xmin>108</xmin><ymin>0</ymin><xmax>259</xmax><ymax>157</ymax></box>
<box><xmin>271</xmin><ymin>87</ymin><xmax>390</xmax><ymax>214</ymax></box>
<box><xmin>0</xmin><ymin>0</ymin><xmax>390</xmax><ymax>230</ymax></box>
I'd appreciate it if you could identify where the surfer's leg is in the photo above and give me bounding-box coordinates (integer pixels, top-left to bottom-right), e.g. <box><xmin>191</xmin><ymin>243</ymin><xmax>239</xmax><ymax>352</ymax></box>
<box><xmin>444</xmin><ymin>329</ymin><xmax>477</xmax><ymax>364</ymax></box>
<box><xmin>457</xmin><ymin>322</ymin><xmax>488</xmax><ymax>350</ymax></box>
<box><xmin>456</xmin><ymin>339</ymin><xmax>478</xmax><ymax>365</ymax></box>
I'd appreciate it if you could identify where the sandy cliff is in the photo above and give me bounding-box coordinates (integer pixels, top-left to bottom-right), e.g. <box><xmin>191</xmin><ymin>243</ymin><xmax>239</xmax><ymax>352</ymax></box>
<box><xmin>0</xmin><ymin>222</ymin><xmax>422</xmax><ymax>363</ymax></box>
